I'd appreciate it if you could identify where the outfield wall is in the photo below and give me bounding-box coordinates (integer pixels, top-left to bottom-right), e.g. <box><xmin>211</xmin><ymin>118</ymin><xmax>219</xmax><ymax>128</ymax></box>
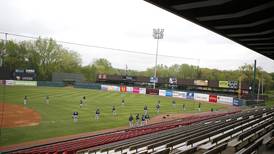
<box><xmin>2</xmin><ymin>80</ymin><xmax>239</xmax><ymax>106</ymax></box>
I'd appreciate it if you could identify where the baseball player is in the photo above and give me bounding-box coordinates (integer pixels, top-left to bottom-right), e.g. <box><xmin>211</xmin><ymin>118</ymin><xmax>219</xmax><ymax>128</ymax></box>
<box><xmin>45</xmin><ymin>96</ymin><xmax>49</xmax><ymax>104</ymax></box>
<box><xmin>121</xmin><ymin>99</ymin><xmax>125</xmax><ymax>106</ymax></box>
<box><xmin>141</xmin><ymin>114</ymin><xmax>146</xmax><ymax>126</ymax></box>
<box><xmin>144</xmin><ymin>105</ymin><xmax>148</xmax><ymax>115</ymax></box>
<box><xmin>23</xmin><ymin>96</ymin><xmax>27</xmax><ymax>105</ymax></box>
<box><xmin>198</xmin><ymin>102</ymin><xmax>201</xmax><ymax>112</ymax></box>
<box><xmin>156</xmin><ymin>102</ymin><xmax>160</xmax><ymax>113</ymax></box>
<box><xmin>112</xmin><ymin>105</ymin><xmax>116</xmax><ymax>116</ymax></box>
<box><xmin>72</xmin><ymin>111</ymin><xmax>79</xmax><ymax>122</ymax></box>
<box><xmin>135</xmin><ymin>113</ymin><xmax>140</xmax><ymax>126</ymax></box>
<box><xmin>211</xmin><ymin>108</ymin><xmax>214</xmax><ymax>112</ymax></box>
<box><xmin>172</xmin><ymin>100</ymin><xmax>176</xmax><ymax>108</ymax></box>
<box><xmin>145</xmin><ymin>114</ymin><xmax>150</xmax><ymax>125</ymax></box>
<box><xmin>95</xmin><ymin>108</ymin><xmax>100</xmax><ymax>120</ymax></box>
<box><xmin>182</xmin><ymin>104</ymin><xmax>186</xmax><ymax>111</ymax></box>
<box><xmin>82</xmin><ymin>96</ymin><xmax>87</xmax><ymax>106</ymax></box>
<box><xmin>129</xmin><ymin>114</ymin><xmax>134</xmax><ymax>128</ymax></box>
<box><xmin>80</xmin><ymin>99</ymin><xmax>83</xmax><ymax>108</ymax></box>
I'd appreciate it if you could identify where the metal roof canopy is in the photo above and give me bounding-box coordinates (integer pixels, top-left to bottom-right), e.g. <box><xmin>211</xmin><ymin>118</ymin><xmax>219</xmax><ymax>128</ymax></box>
<box><xmin>144</xmin><ymin>0</ymin><xmax>274</xmax><ymax>60</ymax></box>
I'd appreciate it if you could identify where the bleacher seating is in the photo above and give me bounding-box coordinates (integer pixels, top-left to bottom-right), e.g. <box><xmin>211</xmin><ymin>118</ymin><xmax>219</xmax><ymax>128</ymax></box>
<box><xmin>4</xmin><ymin>107</ymin><xmax>274</xmax><ymax>154</ymax></box>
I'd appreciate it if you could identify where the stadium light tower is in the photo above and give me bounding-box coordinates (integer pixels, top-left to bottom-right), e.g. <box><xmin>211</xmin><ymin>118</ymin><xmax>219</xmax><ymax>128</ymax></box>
<box><xmin>152</xmin><ymin>28</ymin><xmax>164</xmax><ymax>89</ymax></box>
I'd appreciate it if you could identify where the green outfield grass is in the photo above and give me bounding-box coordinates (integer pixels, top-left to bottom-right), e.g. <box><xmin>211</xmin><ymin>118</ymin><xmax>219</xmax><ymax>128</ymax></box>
<box><xmin>0</xmin><ymin>86</ymin><xmax>226</xmax><ymax>146</ymax></box>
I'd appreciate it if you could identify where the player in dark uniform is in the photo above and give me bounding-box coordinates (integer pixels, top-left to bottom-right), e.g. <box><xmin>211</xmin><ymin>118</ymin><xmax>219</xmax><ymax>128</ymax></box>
<box><xmin>80</xmin><ymin>99</ymin><xmax>83</xmax><ymax>108</ymax></box>
<box><xmin>182</xmin><ymin>103</ymin><xmax>186</xmax><ymax>111</ymax></box>
<box><xmin>83</xmin><ymin>96</ymin><xmax>86</xmax><ymax>106</ymax></box>
<box><xmin>45</xmin><ymin>96</ymin><xmax>49</xmax><ymax>104</ymax></box>
<box><xmin>121</xmin><ymin>99</ymin><xmax>125</xmax><ymax>106</ymax></box>
<box><xmin>144</xmin><ymin>105</ymin><xmax>148</xmax><ymax>115</ymax></box>
<box><xmin>112</xmin><ymin>105</ymin><xmax>116</xmax><ymax>116</ymax></box>
<box><xmin>156</xmin><ymin>102</ymin><xmax>160</xmax><ymax>113</ymax></box>
<box><xmin>72</xmin><ymin>111</ymin><xmax>79</xmax><ymax>122</ymax></box>
<box><xmin>135</xmin><ymin>113</ymin><xmax>140</xmax><ymax>126</ymax></box>
<box><xmin>172</xmin><ymin>100</ymin><xmax>176</xmax><ymax>107</ymax></box>
<box><xmin>145</xmin><ymin>114</ymin><xmax>150</xmax><ymax>125</ymax></box>
<box><xmin>141</xmin><ymin>114</ymin><xmax>146</xmax><ymax>126</ymax></box>
<box><xmin>24</xmin><ymin>96</ymin><xmax>27</xmax><ymax>105</ymax></box>
<box><xmin>198</xmin><ymin>102</ymin><xmax>201</xmax><ymax>112</ymax></box>
<box><xmin>95</xmin><ymin>108</ymin><xmax>100</xmax><ymax>120</ymax></box>
<box><xmin>129</xmin><ymin>114</ymin><xmax>134</xmax><ymax>127</ymax></box>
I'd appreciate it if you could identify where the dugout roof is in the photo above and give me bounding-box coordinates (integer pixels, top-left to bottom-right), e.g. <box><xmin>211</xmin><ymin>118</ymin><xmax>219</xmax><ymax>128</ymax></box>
<box><xmin>144</xmin><ymin>0</ymin><xmax>274</xmax><ymax>60</ymax></box>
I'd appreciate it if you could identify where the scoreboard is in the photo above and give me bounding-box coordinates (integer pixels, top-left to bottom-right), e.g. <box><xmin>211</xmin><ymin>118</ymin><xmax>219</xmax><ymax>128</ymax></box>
<box><xmin>14</xmin><ymin>69</ymin><xmax>36</xmax><ymax>81</ymax></box>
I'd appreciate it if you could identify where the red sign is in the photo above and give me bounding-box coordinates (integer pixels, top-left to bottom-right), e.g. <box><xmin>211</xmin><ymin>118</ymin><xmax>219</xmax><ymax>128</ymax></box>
<box><xmin>209</xmin><ymin>95</ymin><xmax>217</xmax><ymax>103</ymax></box>
<box><xmin>120</xmin><ymin>86</ymin><xmax>127</xmax><ymax>92</ymax></box>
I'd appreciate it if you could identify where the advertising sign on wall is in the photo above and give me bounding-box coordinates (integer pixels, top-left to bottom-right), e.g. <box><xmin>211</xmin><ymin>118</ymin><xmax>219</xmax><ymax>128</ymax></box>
<box><xmin>233</xmin><ymin>98</ymin><xmax>243</xmax><ymax>106</ymax></box>
<box><xmin>101</xmin><ymin>85</ymin><xmax>108</xmax><ymax>91</ymax></box>
<box><xmin>14</xmin><ymin>80</ymin><xmax>37</xmax><ymax>86</ymax></box>
<box><xmin>5</xmin><ymin>80</ymin><xmax>15</xmax><ymax>86</ymax></box>
<box><xmin>120</xmin><ymin>86</ymin><xmax>127</xmax><ymax>92</ymax></box>
<box><xmin>126</xmin><ymin>86</ymin><xmax>133</xmax><ymax>93</ymax></box>
<box><xmin>186</xmin><ymin>92</ymin><xmax>194</xmax><ymax>99</ymax></box>
<box><xmin>0</xmin><ymin>80</ymin><xmax>5</xmax><ymax>85</ymax></box>
<box><xmin>113</xmin><ymin>86</ymin><xmax>120</xmax><ymax>92</ymax></box>
<box><xmin>194</xmin><ymin>80</ymin><xmax>208</xmax><ymax>86</ymax></box>
<box><xmin>107</xmin><ymin>86</ymin><xmax>114</xmax><ymax>91</ymax></box>
<box><xmin>217</xmin><ymin>96</ymin><xmax>233</xmax><ymax>104</ymax></box>
<box><xmin>146</xmin><ymin>88</ymin><xmax>159</xmax><ymax>95</ymax></box>
<box><xmin>133</xmin><ymin>87</ymin><xmax>140</xmax><ymax>94</ymax></box>
<box><xmin>209</xmin><ymin>95</ymin><xmax>217</xmax><ymax>103</ymax></box>
<box><xmin>159</xmin><ymin>90</ymin><xmax>166</xmax><ymax>96</ymax></box>
<box><xmin>165</xmin><ymin>90</ymin><xmax>173</xmax><ymax>97</ymax></box>
<box><xmin>219</xmin><ymin>81</ymin><xmax>229</xmax><ymax>88</ymax></box>
<box><xmin>139</xmin><ymin>88</ymin><xmax>146</xmax><ymax>94</ymax></box>
<box><xmin>194</xmin><ymin>93</ymin><xmax>209</xmax><ymax>102</ymax></box>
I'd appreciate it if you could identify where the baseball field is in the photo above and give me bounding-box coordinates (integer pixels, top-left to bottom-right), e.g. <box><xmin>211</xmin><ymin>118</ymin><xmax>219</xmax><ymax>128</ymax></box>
<box><xmin>0</xmin><ymin>86</ymin><xmax>228</xmax><ymax>146</ymax></box>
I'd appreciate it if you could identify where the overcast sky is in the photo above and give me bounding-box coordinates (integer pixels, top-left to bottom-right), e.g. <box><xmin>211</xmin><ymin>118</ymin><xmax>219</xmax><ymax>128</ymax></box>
<box><xmin>0</xmin><ymin>0</ymin><xmax>273</xmax><ymax>72</ymax></box>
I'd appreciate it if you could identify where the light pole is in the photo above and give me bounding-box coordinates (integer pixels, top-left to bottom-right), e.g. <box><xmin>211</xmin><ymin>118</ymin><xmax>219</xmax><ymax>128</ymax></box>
<box><xmin>152</xmin><ymin>28</ymin><xmax>164</xmax><ymax>89</ymax></box>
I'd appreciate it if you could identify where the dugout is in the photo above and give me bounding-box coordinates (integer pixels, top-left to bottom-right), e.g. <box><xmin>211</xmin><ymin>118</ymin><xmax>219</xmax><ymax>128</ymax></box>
<box><xmin>52</xmin><ymin>72</ymin><xmax>85</xmax><ymax>86</ymax></box>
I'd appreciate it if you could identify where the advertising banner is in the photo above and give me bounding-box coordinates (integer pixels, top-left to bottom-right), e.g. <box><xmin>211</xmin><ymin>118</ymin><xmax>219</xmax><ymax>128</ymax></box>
<box><xmin>172</xmin><ymin>91</ymin><xmax>181</xmax><ymax>98</ymax></box>
<box><xmin>186</xmin><ymin>92</ymin><xmax>194</xmax><ymax>100</ymax></box>
<box><xmin>101</xmin><ymin>85</ymin><xmax>108</xmax><ymax>91</ymax></box>
<box><xmin>146</xmin><ymin>88</ymin><xmax>159</xmax><ymax>95</ymax></box>
<box><xmin>139</xmin><ymin>88</ymin><xmax>146</xmax><ymax>94</ymax></box>
<box><xmin>120</xmin><ymin>86</ymin><xmax>127</xmax><ymax>92</ymax></box>
<box><xmin>14</xmin><ymin>80</ymin><xmax>37</xmax><ymax>86</ymax></box>
<box><xmin>159</xmin><ymin>90</ymin><xmax>166</xmax><ymax>96</ymax></box>
<box><xmin>113</xmin><ymin>86</ymin><xmax>120</xmax><ymax>92</ymax></box>
<box><xmin>209</xmin><ymin>95</ymin><xmax>217</xmax><ymax>103</ymax></box>
<box><xmin>107</xmin><ymin>86</ymin><xmax>114</xmax><ymax>92</ymax></box>
<box><xmin>133</xmin><ymin>87</ymin><xmax>140</xmax><ymax>94</ymax></box>
<box><xmin>233</xmin><ymin>98</ymin><xmax>243</xmax><ymax>106</ymax></box>
<box><xmin>0</xmin><ymin>80</ymin><xmax>5</xmax><ymax>85</ymax></box>
<box><xmin>126</xmin><ymin>86</ymin><xmax>133</xmax><ymax>93</ymax></box>
<box><xmin>165</xmin><ymin>90</ymin><xmax>173</xmax><ymax>97</ymax></box>
<box><xmin>194</xmin><ymin>93</ymin><xmax>209</xmax><ymax>102</ymax></box>
<box><xmin>217</xmin><ymin>96</ymin><xmax>233</xmax><ymax>104</ymax></box>
<box><xmin>194</xmin><ymin>80</ymin><xmax>208</xmax><ymax>86</ymax></box>
<box><xmin>5</xmin><ymin>80</ymin><xmax>15</xmax><ymax>86</ymax></box>
<box><xmin>219</xmin><ymin>81</ymin><xmax>229</xmax><ymax>88</ymax></box>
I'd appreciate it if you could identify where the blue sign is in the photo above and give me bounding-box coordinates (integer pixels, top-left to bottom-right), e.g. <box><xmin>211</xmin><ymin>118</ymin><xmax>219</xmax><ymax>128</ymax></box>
<box><xmin>233</xmin><ymin>98</ymin><xmax>242</xmax><ymax>106</ymax></box>
<box><xmin>165</xmin><ymin>90</ymin><xmax>173</xmax><ymax>97</ymax></box>
<box><xmin>186</xmin><ymin>92</ymin><xmax>194</xmax><ymax>99</ymax></box>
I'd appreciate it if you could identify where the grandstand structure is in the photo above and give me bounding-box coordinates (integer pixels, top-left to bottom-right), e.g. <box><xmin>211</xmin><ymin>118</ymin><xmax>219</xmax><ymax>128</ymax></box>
<box><xmin>2</xmin><ymin>107</ymin><xmax>274</xmax><ymax>154</ymax></box>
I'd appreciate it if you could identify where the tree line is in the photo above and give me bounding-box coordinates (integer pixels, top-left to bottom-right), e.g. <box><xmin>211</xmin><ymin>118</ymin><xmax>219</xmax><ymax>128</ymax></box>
<box><xmin>0</xmin><ymin>38</ymin><xmax>273</xmax><ymax>91</ymax></box>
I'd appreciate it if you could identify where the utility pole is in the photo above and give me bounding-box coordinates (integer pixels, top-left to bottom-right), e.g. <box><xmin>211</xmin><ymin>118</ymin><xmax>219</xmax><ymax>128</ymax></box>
<box><xmin>152</xmin><ymin>28</ymin><xmax>164</xmax><ymax>89</ymax></box>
